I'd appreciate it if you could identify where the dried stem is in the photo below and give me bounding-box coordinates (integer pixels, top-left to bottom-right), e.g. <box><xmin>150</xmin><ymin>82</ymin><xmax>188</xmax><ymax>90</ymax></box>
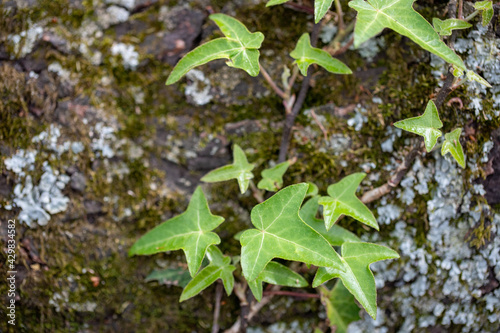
<box><xmin>212</xmin><ymin>282</ymin><xmax>223</xmax><ymax>333</ymax></box>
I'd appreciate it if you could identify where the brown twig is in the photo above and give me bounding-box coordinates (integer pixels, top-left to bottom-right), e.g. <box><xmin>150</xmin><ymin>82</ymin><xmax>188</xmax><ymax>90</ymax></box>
<box><xmin>361</xmin><ymin>141</ymin><xmax>424</xmax><ymax>204</ymax></box>
<box><xmin>212</xmin><ymin>282</ymin><xmax>224</xmax><ymax>333</ymax></box>
<box><xmin>224</xmin><ymin>286</ymin><xmax>278</xmax><ymax>333</ymax></box>
<box><xmin>310</xmin><ymin>109</ymin><xmax>329</xmax><ymax>141</ymax></box>
<box><xmin>260</xmin><ymin>63</ymin><xmax>286</xmax><ymax>99</ymax></box>
<box><xmin>278</xmin><ymin>22</ymin><xmax>322</xmax><ymax>162</ymax></box>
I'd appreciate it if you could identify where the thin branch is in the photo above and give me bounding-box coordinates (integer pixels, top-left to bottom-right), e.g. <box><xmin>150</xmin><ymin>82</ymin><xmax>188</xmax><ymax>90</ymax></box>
<box><xmin>278</xmin><ymin>22</ymin><xmax>322</xmax><ymax>162</ymax></box>
<box><xmin>361</xmin><ymin>140</ymin><xmax>423</xmax><ymax>204</ymax></box>
<box><xmin>310</xmin><ymin>109</ymin><xmax>328</xmax><ymax>141</ymax></box>
<box><xmin>334</xmin><ymin>0</ymin><xmax>345</xmax><ymax>31</ymax></box>
<box><xmin>212</xmin><ymin>282</ymin><xmax>224</xmax><ymax>333</ymax></box>
<box><xmin>260</xmin><ymin>63</ymin><xmax>286</xmax><ymax>99</ymax></box>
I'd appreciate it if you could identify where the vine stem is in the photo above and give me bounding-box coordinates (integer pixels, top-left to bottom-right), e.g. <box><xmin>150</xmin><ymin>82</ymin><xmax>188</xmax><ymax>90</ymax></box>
<box><xmin>361</xmin><ymin>0</ymin><xmax>461</xmax><ymax>203</ymax></box>
<box><xmin>334</xmin><ymin>0</ymin><xmax>345</xmax><ymax>31</ymax></box>
<box><xmin>259</xmin><ymin>63</ymin><xmax>286</xmax><ymax>99</ymax></box>
<box><xmin>278</xmin><ymin>22</ymin><xmax>322</xmax><ymax>162</ymax></box>
<box><xmin>212</xmin><ymin>282</ymin><xmax>223</xmax><ymax>333</ymax></box>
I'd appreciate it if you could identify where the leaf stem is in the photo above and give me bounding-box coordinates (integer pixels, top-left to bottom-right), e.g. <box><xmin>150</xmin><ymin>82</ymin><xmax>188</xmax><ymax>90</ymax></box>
<box><xmin>259</xmin><ymin>63</ymin><xmax>286</xmax><ymax>99</ymax></box>
<box><xmin>211</xmin><ymin>282</ymin><xmax>223</xmax><ymax>333</ymax></box>
<box><xmin>334</xmin><ymin>0</ymin><xmax>345</xmax><ymax>31</ymax></box>
<box><xmin>464</xmin><ymin>10</ymin><xmax>480</xmax><ymax>22</ymax></box>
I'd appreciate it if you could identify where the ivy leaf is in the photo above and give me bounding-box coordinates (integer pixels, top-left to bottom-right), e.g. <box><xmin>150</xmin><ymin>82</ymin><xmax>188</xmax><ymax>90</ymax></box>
<box><xmin>266</xmin><ymin>0</ymin><xmax>290</xmax><ymax>6</ymax></box>
<box><xmin>313</xmin><ymin>242</ymin><xmax>399</xmax><ymax>319</ymax></box>
<box><xmin>248</xmin><ymin>261</ymin><xmax>309</xmax><ymax>301</ymax></box>
<box><xmin>441</xmin><ymin>128</ymin><xmax>466</xmax><ymax>168</ymax></box>
<box><xmin>393</xmin><ymin>100</ymin><xmax>443</xmax><ymax>152</ymax></box>
<box><xmin>349</xmin><ymin>0</ymin><xmax>466</xmax><ymax>70</ymax></box>
<box><xmin>318</xmin><ymin>173</ymin><xmax>378</xmax><ymax>231</ymax></box>
<box><xmin>129</xmin><ymin>186</ymin><xmax>224</xmax><ymax>276</ymax></box>
<box><xmin>201</xmin><ymin>144</ymin><xmax>255</xmax><ymax>194</ymax></box>
<box><xmin>306</xmin><ymin>182</ymin><xmax>319</xmax><ymax>197</ymax></box>
<box><xmin>466</xmin><ymin>70</ymin><xmax>491</xmax><ymax>88</ymax></box>
<box><xmin>300</xmin><ymin>196</ymin><xmax>361</xmax><ymax>246</ymax></box>
<box><xmin>257</xmin><ymin>161</ymin><xmax>290</xmax><ymax>192</ymax></box>
<box><xmin>180</xmin><ymin>246</ymin><xmax>235</xmax><ymax>301</ymax></box>
<box><xmin>166</xmin><ymin>14</ymin><xmax>264</xmax><ymax>84</ymax></box>
<box><xmin>432</xmin><ymin>18</ymin><xmax>472</xmax><ymax>36</ymax></box>
<box><xmin>315</xmin><ymin>0</ymin><xmax>334</xmax><ymax>23</ymax></box>
<box><xmin>290</xmin><ymin>33</ymin><xmax>352</xmax><ymax>76</ymax></box>
<box><xmin>145</xmin><ymin>267</ymin><xmax>192</xmax><ymax>288</ymax></box>
<box><xmin>240</xmin><ymin>183</ymin><xmax>344</xmax><ymax>282</ymax></box>
<box><xmin>474</xmin><ymin>1</ymin><xmax>494</xmax><ymax>26</ymax></box>
<box><xmin>319</xmin><ymin>281</ymin><xmax>361</xmax><ymax>333</ymax></box>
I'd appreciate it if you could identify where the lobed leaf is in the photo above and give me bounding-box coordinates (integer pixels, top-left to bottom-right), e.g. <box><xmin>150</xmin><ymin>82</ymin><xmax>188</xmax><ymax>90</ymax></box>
<box><xmin>248</xmin><ymin>261</ymin><xmax>308</xmax><ymax>301</ymax></box>
<box><xmin>441</xmin><ymin>128</ymin><xmax>466</xmax><ymax>168</ymax></box>
<box><xmin>166</xmin><ymin>38</ymin><xmax>243</xmax><ymax>85</ymax></box>
<box><xmin>145</xmin><ymin>268</ymin><xmax>191</xmax><ymax>288</ymax></box>
<box><xmin>257</xmin><ymin>161</ymin><xmax>290</xmax><ymax>192</ymax></box>
<box><xmin>266</xmin><ymin>0</ymin><xmax>291</xmax><ymax>6</ymax></box>
<box><xmin>300</xmin><ymin>196</ymin><xmax>361</xmax><ymax>246</ymax></box>
<box><xmin>290</xmin><ymin>33</ymin><xmax>352</xmax><ymax>76</ymax></box>
<box><xmin>315</xmin><ymin>0</ymin><xmax>334</xmax><ymax>23</ymax></box>
<box><xmin>129</xmin><ymin>186</ymin><xmax>224</xmax><ymax>277</ymax></box>
<box><xmin>320</xmin><ymin>281</ymin><xmax>361</xmax><ymax>333</ymax></box>
<box><xmin>180</xmin><ymin>246</ymin><xmax>235</xmax><ymax>301</ymax></box>
<box><xmin>240</xmin><ymin>183</ymin><xmax>344</xmax><ymax>282</ymax></box>
<box><xmin>349</xmin><ymin>0</ymin><xmax>466</xmax><ymax>70</ymax></box>
<box><xmin>474</xmin><ymin>1</ymin><xmax>494</xmax><ymax>26</ymax></box>
<box><xmin>166</xmin><ymin>14</ymin><xmax>264</xmax><ymax>85</ymax></box>
<box><xmin>432</xmin><ymin>18</ymin><xmax>472</xmax><ymax>36</ymax></box>
<box><xmin>393</xmin><ymin>100</ymin><xmax>443</xmax><ymax>152</ymax></box>
<box><xmin>466</xmin><ymin>70</ymin><xmax>491</xmax><ymax>88</ymax></box>
<box><xmin>313</xmin><ymin>242</ymin><xmax>399</xmax><ymax>319</ymax></box>
<box><xmin>201</xmin><ymin>144</ymin><xmax>255</xmax><ymax>194</ymax></box>
<box><xmin>318</xmin><ymin>173</ymin><xmax>378</xmax><ymax>231</ymax></box>
<box><xmin>306</xmin><ymin>182</ymin><xmax>319</xmax><ymax>197</ymax></box>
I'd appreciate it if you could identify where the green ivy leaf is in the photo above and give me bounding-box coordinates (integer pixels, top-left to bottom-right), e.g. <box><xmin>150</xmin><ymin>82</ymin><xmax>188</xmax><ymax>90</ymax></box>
<box><xmin>432</xmin><ymin>18</ymin><xmax>472</xmax><ymax>36</ymax></box>
<box><xmin>349</xmin><ymin>0</ymin><xmax>466</xmax><ymax>70</ymax></box>
<box><xmin>290</xmin><ymin>33</ymin><xmax>352</xmax><ymax>76</ymax></box>
<box><xmin>240</xmin><ymin>183</ymin><xmax>344</xmax><ymax>282</ymax></box>
<box><xmin>180</xmin><ymin>246</ymin><xmax>235</xmax><ymax>301</ymax></box>
<box><xmin>248</xmin><ymin>261</ymin><xmax>309</xmax><ymax>301</ymax></box>
<box><xmin>166</xmin><ymin>14</ymin><xmax>264</xmax><ymax>85</ymax></box>
<box><xmin>474</xmin><ymin>0</ymin><xmax>492</xmax><ymax>10</ymax></box>
<box><xmin>393</xmin><ymin>100</ymin><xmax>443</xmax><ymax>152</ymax></box>
<box><xmin>145</xmin><ymin>268</ymin><xmax>192</xmax><ymax>288</ymax></box>
<box><xmin>441</xmin><ymin>128</ymin><xmax>466</xmax><ymax>168</ymax></box>
<box><xmin>474</xmin><ymin>1</ymin><xmax>494</xmax><ymax>26</ymax></box>
<box><xmin>318</xmin><ymin>173</ymin><xmax>378</xmax><ymax>231</ymax></box>
<box><xmin>266</xmin><ymin>0</ymin><xmax>290</xmax><ymax>6</ymax></box>
<box><xmin>300</xmin><ymin>196</ymin><xmax>361</xmax><ymax>246</ymax></box>
<box><xmin>129</xmin><ymin>186</ymin><xmax>224</xmax><ymax>276</ymax></box>
<box><xmin>466</xmin><ymin>70</ymin><xmax>492</xmax><ymax>88</ymax></box>
<box><xmin>315</xmin><ymin>0</ymin><xmax>334</xmax><ymax>23</ymax></box>
<box><xmin>320</xmin><ymin>281</ymin><xmax>361</xmax><ymax>333</ymax></box>
<box><xmin>257</xmin><ymin>161</ymin><xmax>290</xmax><ymax>192</ymax></box>
<box><xmin>201</xmin><ymin>144</ymin><xmax>255</xmax><ymax>194</ymax></box>
<box><xmin>306</xmin><ymin>182</ymin><xmax>319</xmax><ymax>197</ymax></box>
<box><xmin>313</xmin><ymin>242</ymin><xmax>399</xmax><ymax>319</ymax></box>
